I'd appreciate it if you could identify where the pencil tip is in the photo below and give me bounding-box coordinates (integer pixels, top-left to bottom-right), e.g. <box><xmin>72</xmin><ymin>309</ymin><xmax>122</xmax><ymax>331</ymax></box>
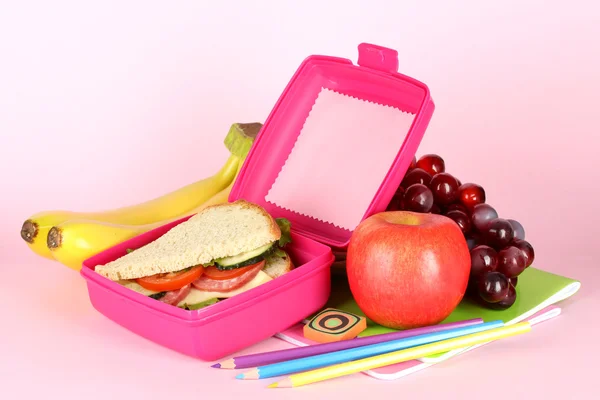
<box><xmin>267</xmin><ymin>383</ymin><xmax>278</xmax><ymax>388</ymax></box>
<box><xmin>211</xmin><ymin>363</ymin><xmax>221</xmax><ymax>369</ymax></box>
<box><xmin>216</xmin><ymin>359</ymin><xmax>236</xmax><ymax>369</ymax></box>
<box><xmin>236</xmin><ymin>369</ymin><xmax>260</xmax><ymax>380</ymax></box>
<box><xmin>273</xmin><ymin>377</ymin><xmax>293</xmax><ymax>388</ymax></box>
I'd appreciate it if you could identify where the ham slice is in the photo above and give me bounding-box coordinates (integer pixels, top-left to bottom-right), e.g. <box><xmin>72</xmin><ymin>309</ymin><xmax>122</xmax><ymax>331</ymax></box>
<box><xmin>159</xmin><ymin>284</ymin><xmax>192</xmax><ymax>305</ymax></box>
<box><xmin>192</xmin><ymin>263</ymin><xmax>264</xmax><ymax>292</ymax></box>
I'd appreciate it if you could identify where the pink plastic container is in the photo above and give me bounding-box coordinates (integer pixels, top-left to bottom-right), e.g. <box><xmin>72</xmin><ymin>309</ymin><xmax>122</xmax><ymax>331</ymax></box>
<box><xmin>80</xmin><ymin>42</ymin><xmax>435</xmax><ymax>361</ymax></box>
<box><xmin>82</xmin><ymin>218</ymin><xmax>333</xmax><ymax>360</ymax></box>
<box><xmin>231</xmin><ymin>43</ymin><xmax>435</xmax><ymax>248</ymax></box>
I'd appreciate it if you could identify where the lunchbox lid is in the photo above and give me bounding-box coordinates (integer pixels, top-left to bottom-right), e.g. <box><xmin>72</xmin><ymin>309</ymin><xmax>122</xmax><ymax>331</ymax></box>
<box><xmin>230</xmin><ymin>43</ymin><xmax>435</xmax><ymax>248</ymax></box>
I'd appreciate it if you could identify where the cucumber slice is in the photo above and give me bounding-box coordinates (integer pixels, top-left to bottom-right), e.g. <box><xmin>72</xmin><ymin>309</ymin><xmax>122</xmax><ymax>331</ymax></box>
<box><xmin>215</xmin><ymin>255</ymin><xmax>265</xmax><ymax>270</ymax></box>
<box><xmin>181</xmin><ymin>298</ymin><xmax>219</xmax><ymax>310</ymax></box>
<box><xmin>214</xmin><ymin>243</ymin><xmax>273</xmax><ymax>269</ymax></box>
<box><xmin>149</xmin><ymin>292</ymin><xmax>167</xmax><ymax>300</ymax></box>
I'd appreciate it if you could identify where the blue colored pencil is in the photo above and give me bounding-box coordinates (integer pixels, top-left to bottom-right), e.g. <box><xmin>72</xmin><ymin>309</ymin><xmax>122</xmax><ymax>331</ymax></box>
<box><xmin>236</xmin><ymin>320</ymin><xmax>504</xmax><ymax>380</ymax></box>
<box><xmin>213</xmin><ymin>318</ymin><xmax>483</xmax><ymax>369</ymax></box>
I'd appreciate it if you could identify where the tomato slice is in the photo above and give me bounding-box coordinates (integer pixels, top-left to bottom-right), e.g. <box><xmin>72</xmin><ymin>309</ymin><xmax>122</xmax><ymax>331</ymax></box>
<box><xmin>137</xmin><ymin>266</ymin><xmax>203</xmax><ymax>291</ymax></box>
<box><xmin>203</xmin><ymin>260</ymin><xmax>265</xmax><ymax>281</ymax></box>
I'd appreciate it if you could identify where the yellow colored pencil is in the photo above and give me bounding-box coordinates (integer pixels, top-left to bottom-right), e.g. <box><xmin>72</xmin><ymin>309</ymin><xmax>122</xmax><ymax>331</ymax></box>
<box><xmin>269</xmin><ymin>321</ymin><xmax>531</xmax><ymax>388</ymax></box>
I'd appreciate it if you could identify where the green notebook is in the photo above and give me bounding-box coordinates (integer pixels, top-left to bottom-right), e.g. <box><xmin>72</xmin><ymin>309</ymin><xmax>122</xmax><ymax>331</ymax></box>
<box><xmin>314</xmin><ymin>267</ymin><xmax>580</xmax><ymax>363</ymax></box>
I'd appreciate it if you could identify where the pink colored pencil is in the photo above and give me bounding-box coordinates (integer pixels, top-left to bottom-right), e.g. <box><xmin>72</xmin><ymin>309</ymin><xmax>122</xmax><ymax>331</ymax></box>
<box><xmin>211</xmin><ymin>318</ymin><xmax>483</xmax><ymax>369</ymax></box>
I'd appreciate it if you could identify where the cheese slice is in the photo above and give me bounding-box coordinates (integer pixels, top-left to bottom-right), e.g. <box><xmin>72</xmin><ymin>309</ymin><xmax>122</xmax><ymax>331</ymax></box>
<box><xmin>117</xmin><ymin>280</ymin><xmax>160</xmax><ymax>296</ymax></box>
<box><xmin>116</xmin><ymin>270</ymin><xmax>273</xmax><ymax>309</ymax></box>
<box><xmin>177</xmin><ymin>270</ymin><xmax>273</xmax><ymax>308</ymax></box>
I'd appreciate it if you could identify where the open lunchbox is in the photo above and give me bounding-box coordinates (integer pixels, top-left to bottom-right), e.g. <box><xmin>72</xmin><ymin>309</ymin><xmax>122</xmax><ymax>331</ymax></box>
<box><xmin>80</xmin><ymin>42</ymin><xmax>435</xmax><ymax>361</ymax></box>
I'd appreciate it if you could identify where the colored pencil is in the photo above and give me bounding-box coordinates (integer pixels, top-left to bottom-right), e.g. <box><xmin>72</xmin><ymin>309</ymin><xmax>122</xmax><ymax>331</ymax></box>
<box><xmin>211</xmin><ymin>317</ymin><xmax>483</xmax><ymax>369</ymax></box>
<box><xmin>268</xmin><ymin>321</ymin><xmax>532</xmax><ymax>388</ymax></box>
<box><xmin>237</xmin><ymin>320</ymin><xmax>503</xmax><ymax>380</ymax></box>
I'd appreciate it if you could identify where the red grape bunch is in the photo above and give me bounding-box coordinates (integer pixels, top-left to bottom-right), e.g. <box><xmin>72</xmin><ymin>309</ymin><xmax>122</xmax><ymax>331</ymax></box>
<box><xmin>387</xmin><ymin>154</ymin><xmax>535</xmax><ymax>310</ymax></box>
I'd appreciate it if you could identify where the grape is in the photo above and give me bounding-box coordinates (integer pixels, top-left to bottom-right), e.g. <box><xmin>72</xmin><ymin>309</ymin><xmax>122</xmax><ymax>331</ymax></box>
<box><xmin>466</xmin><ymin>236</ymin><xmax>479</xmax><ymax>251</ymax></box>
<box><xmin>398</xmin><ymin>187</ymin><xmax>406</xmax><ymax>198</ymax></box>
<box><xmin>387</xmin><ymin>190</ymin><xmax>404</xmax><ymax>211</ymax></box>
<box><xmin>446</xmin><ymin>210</ymin><xmax>471</xmax><ymax>234</ymax></box>
<box><xmin>401</xmin><ymin>168</ymin><xmax>432</xmax><ymax>189</ymax></box>
<box><xmin>466</xmin><ymin>277</ymin><xmax>480</xmax><ymax>297</ymax></box>
<box><xmin>470</xmin><ymin>245</ymin><xmax>498</xmax><ymax>278</ymax></box>
<box><xmin>408</xmin><ymin>156</ymin><xmax>417</xmax><ymax>170</ymax></box>
<box><xmin>485</xmin><ymin>218</ymin><xmax>514</xmax><ymax>249</ymax></box>
<box><xmin>467</xmin><ymin>232</ymin><xmax>484</xmax><ymax>249</ymax></box>
<box><xmin>477</xmin><ymin>271</ymin><xmax>510</xmax><ymax>303</ymax></box>
<box><xmin>512</xmin><ymin>239</ymin><xmax>535</xmax><ymax>267</ymax></box>
<box><xmin>403</xmin><ymin>184</ymin><xmax>434</xmax><ymax>213</ymax></box>
<box><xmin>488</xmin><ymin>284</ymin><xmax>517</xmax><ymax>310</ymax></box>
<box><xmin>471</xmin><ymin>204</ymin><xmax>498</xmax><ymax>231</ymax></box>
<box><xmin>509</xmin><ymin>276</ymin><xmax>518</xmax><ymax>288</ymax></box>
<box><xmin>458</xmin><ymin>183</ymin><xmax>486</xmax><ymax>210</ymax></box>
<box><xmin>507</xmin><ymin>219</ymin><xmax>525</xmax><ymax>241</ymax></box>
<box><xmin>430</xmin><ymin>173</ymin><xmax>460</xmax><ymax>205</ymax></box>
<box><xmin>416</xmin><ymin>154</ymin><xmax>445</xmax><ymax>176</ymax></box>
<box><xmin>430</xmin><ymin>203</ymin><xmax>442</xmax><ymax>214</ymax></box>
<box><xmin>496</xmin><ymin>246</ymin><xmax>527</xmax><ymax>278</ymax></box>
<box><xmin>445</xmin><ymin>203</ymin><xmax>469</xmax><ymax>214</ymax></box>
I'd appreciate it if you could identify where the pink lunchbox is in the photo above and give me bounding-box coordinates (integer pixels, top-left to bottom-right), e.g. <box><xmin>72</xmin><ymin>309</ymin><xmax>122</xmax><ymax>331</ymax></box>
<box><xmin>80</xmin><ymin>42</ymin><xmax>435</xmax><ymax>361</ymax></box>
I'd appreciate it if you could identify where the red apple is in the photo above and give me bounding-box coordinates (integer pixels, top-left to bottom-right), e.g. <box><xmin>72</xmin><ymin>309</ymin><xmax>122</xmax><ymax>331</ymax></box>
<box><xmin>346</xmin><ymin>211</ymin><xmax>470</xmax><ymax>329</ymax></box>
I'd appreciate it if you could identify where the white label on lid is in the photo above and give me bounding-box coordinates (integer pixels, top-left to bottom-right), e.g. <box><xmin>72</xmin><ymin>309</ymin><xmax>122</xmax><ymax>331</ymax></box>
<box><xmin>265</xmin><ymin>88</ymin><xmax>415</xmax><ymax>231</ymax></box>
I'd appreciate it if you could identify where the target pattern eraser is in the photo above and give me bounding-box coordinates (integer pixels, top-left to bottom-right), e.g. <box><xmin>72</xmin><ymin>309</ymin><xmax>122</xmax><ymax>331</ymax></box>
<box><xmin>303</xmin><ymin>308</ymin><xmax>367</xmax><ymax>343</ymax></box>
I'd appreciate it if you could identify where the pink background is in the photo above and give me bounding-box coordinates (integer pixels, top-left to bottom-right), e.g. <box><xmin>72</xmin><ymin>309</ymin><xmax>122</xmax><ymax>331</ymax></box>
<box><xmin>1</xmin><ymin>1</ymin><xmax>599</xmax><ymax>398</ymax></box>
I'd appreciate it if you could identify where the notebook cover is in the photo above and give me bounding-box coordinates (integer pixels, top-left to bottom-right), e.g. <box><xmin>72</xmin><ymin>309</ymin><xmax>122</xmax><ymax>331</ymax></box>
<box><xmin>275</xmin><ymin>266</ymin><xmax>579</xmax><ymax>378</ymax></box>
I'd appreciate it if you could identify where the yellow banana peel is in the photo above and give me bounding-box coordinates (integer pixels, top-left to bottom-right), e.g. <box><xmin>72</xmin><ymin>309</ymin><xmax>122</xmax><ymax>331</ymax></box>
<box><xmin>47</xmin><ymin>220</ymin><xmax>150</xmax><ymax>271</ymax></box>
<box><xmin>21</xmin><ymin>122</ymin><xmax>261</xmax><ymax>261</ymax></box>
<box><xmin>46</xmin><ymin>168</ymin><xmax>242</xmax><ymax>271</ymax></box>
<box><xmin>20</xmin><ymin>155</ymin><xmax>238</xmax><ymax>260</ymax></box>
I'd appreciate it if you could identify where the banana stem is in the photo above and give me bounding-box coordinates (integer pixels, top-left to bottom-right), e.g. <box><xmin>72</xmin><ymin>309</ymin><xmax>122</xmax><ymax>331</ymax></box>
<box><xmin>20</xmin><ymin>220</ymin><xmax>38</xmax><ymax>244</ymax></box>
<box><xmin>224</xmin><ymin>123</ymin><xmax>262</xmax><ymax>159</ymax></box>
<box><xmin>47</xmin><ymin>227</ymin><xmax>62</xmax><ymax>249</ymax></box>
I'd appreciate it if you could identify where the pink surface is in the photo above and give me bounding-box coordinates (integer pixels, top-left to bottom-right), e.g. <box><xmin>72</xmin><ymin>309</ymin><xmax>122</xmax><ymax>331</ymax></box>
<box><xmin>1</xmin><ymin>1</ymin><xmax>599</xmax><ymax>399</ymax></box>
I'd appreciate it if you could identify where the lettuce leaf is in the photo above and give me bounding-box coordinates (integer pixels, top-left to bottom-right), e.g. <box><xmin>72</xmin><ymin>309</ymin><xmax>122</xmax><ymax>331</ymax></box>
<box><xmin>271</xmin><ymin>247</ymin><xmax>288</xmax><ymax>258</ymax></box>
<box><xmin>182</xmin><ymin>298</ymin><xmax>219</xmax><ymax>310</ymax></box>
<box><xmin>275</xmin><ymin>218</ymin><xmax>292</xmax><ymax>247</ymax></box>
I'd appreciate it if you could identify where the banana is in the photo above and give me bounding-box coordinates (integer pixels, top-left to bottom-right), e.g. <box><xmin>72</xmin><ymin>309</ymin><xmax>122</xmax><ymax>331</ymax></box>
<box><xmin>20</xmin><ymin>156</ymin><xmax>237</xmax><ymax>260</ymax></box>
<box><xmin>194</xmin><ymin>159</ymin><xmax>243</xmax><ymax>209</ymax></box>
<box><xmin>21</xmin><ymin>122</ymin><xmax>262</xmax><ymax>260</ymax></box>
<box><xmin>21</xmin><ymin>212</ymin><xmax>84</xmax><ymax>260</ymax></box>
<box><xmin>46</xmin><ymin>167</ymin><xmax>243</xmax><ymax>271</ymax></box>
<box><xmin>47</xmin><ymin>220</ymin><xmax>151</xmax><ymax>271</ymax></box>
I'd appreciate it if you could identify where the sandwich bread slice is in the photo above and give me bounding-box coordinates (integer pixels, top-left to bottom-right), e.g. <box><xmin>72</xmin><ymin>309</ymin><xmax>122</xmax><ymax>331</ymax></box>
<box><xmin>95</xmin><ymin>200</ymin><xmax>294</xmax><ymax>310</ymax></box>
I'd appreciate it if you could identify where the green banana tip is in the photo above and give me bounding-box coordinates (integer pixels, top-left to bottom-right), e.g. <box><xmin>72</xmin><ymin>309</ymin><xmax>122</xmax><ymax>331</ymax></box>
<box><xmin>224</xmin><ymin>122</ymin><xmax>263</xmax><ymax>159</ymax></box>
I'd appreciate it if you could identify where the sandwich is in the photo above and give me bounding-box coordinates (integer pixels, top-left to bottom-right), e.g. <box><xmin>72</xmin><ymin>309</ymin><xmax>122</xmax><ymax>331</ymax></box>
<box><xmin>95</xmin><ymin>200</ymin><xmax>294</xmax><ymax>310</ymax></box>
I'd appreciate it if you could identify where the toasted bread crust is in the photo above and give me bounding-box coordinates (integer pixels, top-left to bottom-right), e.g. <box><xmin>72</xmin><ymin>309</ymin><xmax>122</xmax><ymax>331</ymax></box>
<box><xmin>193</xmin><ymin>199</ymin><xmax>282</xmax><ymax>243</ymax></box>
<box><xmin>263</xmin><ymin>250</ymin><xmax>294</xmax><ymax>279</ymax></box>
<box><xmin>226</xmin><ymin>199</ymin><xmax>281</xmax><ymax>239</ymax></box>
<box><xmin>95</xmin><ymin>200</ymin><xmax>282</xmax><ymax>281</ymax></box>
